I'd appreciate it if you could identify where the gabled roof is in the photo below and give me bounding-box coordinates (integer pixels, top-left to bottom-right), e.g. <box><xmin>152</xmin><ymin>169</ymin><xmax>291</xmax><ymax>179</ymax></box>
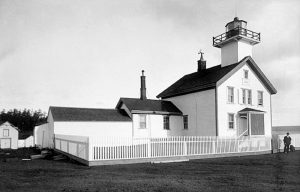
<box><xmin>0</xmin><ymin>121</ymin><xmax>20</xmax><ymax>131</ymax></box>
<box><xmin>157</xmin><ymin>56</ymin><xmax>277</xmax><ymax>99</ymax></box>
<box><xmin>116</xmin><ymin>98</ymin><xmax>182</xmax><ymax>115</ymax></box>
<box><xmin>49</xmin><ymin>106</ymin><xmax>131</xmax><ymax>122</ymax></box>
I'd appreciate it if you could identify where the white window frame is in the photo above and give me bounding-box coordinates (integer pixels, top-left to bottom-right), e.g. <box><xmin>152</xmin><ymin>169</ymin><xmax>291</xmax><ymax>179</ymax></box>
<box><xmin>242</xmin><ymin>89</ymin><xmax>246</xmax><ymax>104</ymax></box>
<box><xmin>258</xmin><ymin>91</ymin><xmax>263</xmax><ymax>106</ymax></box>
<box><xmin>247</xmin><ymin>90</ymin><xmax>252</xmax><ymax>105</ymax></box>
<box><xmin>139</xmin><ymin>114</ymin><xmax>147</xmax><ymax>129</ymax></box>
<box><xmin>183</xmin><ymin>115</ymin><xmax>188</xmax><ymax>130</ymax></box>
<box><xmin>227</xmin><ymin>87</ymin><xmax>234</xmax><ymax>104</ymax></box>
<box><xmin>163</xmin><ymin>116</ymin><xmax>170</xmax><ymax>130</ymax></box>
<box><xmin>3</xmin><ymin>129</ymin><xmax>9</xmax><ymax>137</ymax></box>
<box><xmin>228</xmin><ymin>113</ymin><xmax>235</xmax><ymax>129</ymax></box>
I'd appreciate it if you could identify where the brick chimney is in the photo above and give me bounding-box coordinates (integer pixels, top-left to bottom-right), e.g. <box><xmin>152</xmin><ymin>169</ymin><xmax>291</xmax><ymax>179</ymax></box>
<box><xmin>140</xmin><ymin>70</ymin><xmax>147</xmax><ymax>100</ymax></box>
<box><xmin>197</xmin><ymin>51</ymin><xmax>206</xmax><ymax>72</ymax></box>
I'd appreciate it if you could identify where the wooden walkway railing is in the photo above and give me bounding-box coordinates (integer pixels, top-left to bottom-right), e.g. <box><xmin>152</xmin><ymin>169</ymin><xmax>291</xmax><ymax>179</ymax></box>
<box><xmin>54</xmin><ymin>135</ymin><xmax>272</xmax><ymax>162</ymax></box>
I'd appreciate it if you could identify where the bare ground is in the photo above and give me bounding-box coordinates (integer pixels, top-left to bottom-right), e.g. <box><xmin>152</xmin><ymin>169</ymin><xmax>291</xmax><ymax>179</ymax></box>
<box><xmin>0</xmin><ymin>148</ymin><xmax>299</xmax><ymax>192</ymax></box>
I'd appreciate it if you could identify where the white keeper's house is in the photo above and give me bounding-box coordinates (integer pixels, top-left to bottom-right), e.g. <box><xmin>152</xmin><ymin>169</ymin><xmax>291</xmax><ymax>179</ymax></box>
<box><xmin>35</xmin><ymin>17</ymin><xmax>277</xmax><ymax>165</ymax></box>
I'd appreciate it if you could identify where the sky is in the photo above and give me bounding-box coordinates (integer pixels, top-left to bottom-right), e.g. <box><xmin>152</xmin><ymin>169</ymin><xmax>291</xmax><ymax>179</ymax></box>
<box><xmin>0</xmin><ymin>0</ymin><xmax>299</xmax><ymax>126</ymax></box>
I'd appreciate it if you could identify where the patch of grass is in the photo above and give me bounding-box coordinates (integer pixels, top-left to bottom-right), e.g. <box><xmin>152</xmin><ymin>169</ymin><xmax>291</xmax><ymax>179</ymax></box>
<box><xmin>0</xmin><ymin>151</ymin><xmax>299</xmax><ymax>191</ymax></box>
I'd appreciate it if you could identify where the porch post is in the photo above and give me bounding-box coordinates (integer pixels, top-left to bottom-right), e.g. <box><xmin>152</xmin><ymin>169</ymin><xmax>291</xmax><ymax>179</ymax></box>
<box><xmin>248</xmin><ymin>113</ymin><xmax>251</xmax><ymax>137</ymax></box>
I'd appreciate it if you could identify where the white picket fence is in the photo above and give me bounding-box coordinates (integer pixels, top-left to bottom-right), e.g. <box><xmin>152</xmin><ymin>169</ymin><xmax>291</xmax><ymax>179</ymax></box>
<box><xmin>54</xmin><ymin>134</ymin><xmax>271</xmax><ymax>162</ymax></box>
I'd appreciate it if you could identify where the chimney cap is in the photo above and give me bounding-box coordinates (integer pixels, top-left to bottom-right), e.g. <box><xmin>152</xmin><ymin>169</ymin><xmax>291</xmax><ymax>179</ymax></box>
<box><xmin>142</xmin><ymin>70</ymin><xmax>145</xmax><ymax>76</ymax></box>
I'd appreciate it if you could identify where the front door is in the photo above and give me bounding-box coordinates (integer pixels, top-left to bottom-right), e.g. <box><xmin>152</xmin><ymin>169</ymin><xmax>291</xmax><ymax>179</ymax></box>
<box><xmin>0</xmin><ymin>138</ymin><xmax>11</xmax><ymax>149</ymax></box>
<box><xmin>238</xmin><ymin>114</ymin><xmax>248</xmax><ymax>136</ymax></box>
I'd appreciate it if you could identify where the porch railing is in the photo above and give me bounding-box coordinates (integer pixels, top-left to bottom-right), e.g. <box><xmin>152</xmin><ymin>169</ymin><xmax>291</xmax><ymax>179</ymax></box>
<box><xmin>54</xmin><ymin>135</ymin><xmax>271</xmax><ymax>162</ymax></box>
<box><xmin>213</xmin><ymin>27</ymin><xmax>260</xmax><ymax>46</ymax></box>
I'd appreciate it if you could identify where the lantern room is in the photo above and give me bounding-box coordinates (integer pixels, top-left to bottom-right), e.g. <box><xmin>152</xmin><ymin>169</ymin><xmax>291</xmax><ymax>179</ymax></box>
<box><xmin>226</xmin><ymin>17</ymin><xmax>247</xmax><ymax>32</ymax></box>
<box><xmin>213</xmin><ymin>17</ymin><xmax>261</xmax><ymax>67</ymax></box>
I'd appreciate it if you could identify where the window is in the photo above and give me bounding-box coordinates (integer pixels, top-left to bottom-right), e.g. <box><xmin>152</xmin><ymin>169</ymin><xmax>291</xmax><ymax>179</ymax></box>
<box><xmin>139</xmin><ymin>115</ymin><xmax>147</xmax><ymax>129</ymax></box>
<box><xmin>3</xmin><ymin>129</ymin><xmax>9</xmax><ymax>137</ymax></box>
<box><xmin>242</xmin><ymin>89</ymin><xmax>246</xmax><ymax>104</ymax></box>
<box><xmin>244</xmin><ymin>70</ymin><xmax>249</xmax><ymax>79</ymax></box>
<box><xmin>183</xmin><ymin>115</ymin><xmax>188</xmax><ymax>130</ymax></box>
<box><xmin>228</xmin><ymin>114</ymin><xmax>235</xmax><ymax>129</ymax></box>
<box><xmin>258</xmin><ymin>91</ymin><xmax>263</xmax><ymax>106</ymax></box>
<box><xmin>247</xmin><ymin>90</ymin><xmax>252</xmax><ymax>104</ymax></box>
<box><xmin>163</xmin><ymin>116</ymin><xmax>170</xmax><ymax>130</ymax></box>
<box><xmin>227</xmin><ymin>87</ymin><xmax>234</xmax><ymax>103</ymax></box>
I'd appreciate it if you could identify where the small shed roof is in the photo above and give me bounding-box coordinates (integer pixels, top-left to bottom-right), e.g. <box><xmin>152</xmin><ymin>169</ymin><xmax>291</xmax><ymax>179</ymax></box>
<box><xmin>0</xmin><ymin>121</ymin><xmax>20</xmax><ymax>131</ymax></box>
<box><xmin>238</xmin><ymin>108</ymin><xmax>265</xmax><ymax>113</ymax></box>
<box><xmin>49</xmin><ymin>106</ymin><xmax>131</xmax><ymax>122</ymax></box>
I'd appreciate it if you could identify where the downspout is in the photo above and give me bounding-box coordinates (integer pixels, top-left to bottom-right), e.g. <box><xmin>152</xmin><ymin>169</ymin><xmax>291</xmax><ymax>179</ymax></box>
<box><xmin>215</xmin><ymin>88</ymin><xmax>219</xmax><ymax>136</ymax></box>
<box><xmin>270</xmin><ymin>95</ymin><xmax>273</xmax><ymax>135</ymax></box>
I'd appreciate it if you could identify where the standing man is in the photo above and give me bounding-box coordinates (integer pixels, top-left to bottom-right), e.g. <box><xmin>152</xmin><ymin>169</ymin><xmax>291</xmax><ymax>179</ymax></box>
<box><xmin>283</xmin><ymin>132</ymin><xmax>292</xmax><ymax>153</ymax></box>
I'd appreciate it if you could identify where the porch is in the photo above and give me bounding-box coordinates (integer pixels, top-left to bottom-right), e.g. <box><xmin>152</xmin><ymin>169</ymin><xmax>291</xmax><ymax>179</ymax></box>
<box><xmin>237</xmin><ymin>108</ymin><xmax>266</xmax><ymax>137</ymax></box>
<box><xmin>54</xmin><ymin>134</ymin><xmax>271</xmax><ymax>166</ymax></box>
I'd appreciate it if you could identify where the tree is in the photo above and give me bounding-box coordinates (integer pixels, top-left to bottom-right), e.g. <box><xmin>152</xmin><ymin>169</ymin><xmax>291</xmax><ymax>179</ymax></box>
<box><xmin>0</xmin><ymin>108</ymin><xmax>47</xmax><ymax>132</ymax></box>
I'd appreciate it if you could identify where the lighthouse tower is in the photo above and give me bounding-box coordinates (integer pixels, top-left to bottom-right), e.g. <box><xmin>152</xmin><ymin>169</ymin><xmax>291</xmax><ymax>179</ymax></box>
<box><xmin>213</xmin><ymin>17</ymin><xmax>260</xmax><ymax>67</ymax></box>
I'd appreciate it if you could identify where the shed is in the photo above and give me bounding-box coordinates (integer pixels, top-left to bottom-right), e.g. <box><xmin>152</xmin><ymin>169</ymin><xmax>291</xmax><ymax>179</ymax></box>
<box><xmin>0</xmin><ymin>121</ymin><xmax>19</xmax><ymax>149</ymax></box>
<box><xmin>47</xmin><ymin>107</ymin><xmax>133</xmax><ymax>148</ymax></box>
<box><xmin>18</xmin><ymin>131</ymin><xmax>34</xmax><ymax>148</ymax></box>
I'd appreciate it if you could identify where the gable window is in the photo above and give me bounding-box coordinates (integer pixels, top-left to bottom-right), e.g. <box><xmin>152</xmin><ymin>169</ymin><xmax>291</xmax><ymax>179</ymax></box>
<box><xmin>183</xmin><ymin>115</ymin><xmax>188</xmax><ymax>130</ymax></box>
<box><xmin>258</xmin><ymin>91</ymin><xmax>263</xmax><ymax>106</ymax></box>
<box><xmin>163</xmin><ymin>116</ymin><xmax>170</xmax><ymax>130</ymax></box>
<box><xmin>242</xmin><ymin>89</ymin><xmax>246</xmax><ymax>104</ymax></box>
<box><xmin>247</xmin><ymin>90</ymin><xmax>252</xmax><ymax>105</ymax></box>
<box><xmin>228</xmin><ymin>113</ymin><xmax>235</xmax><ymax>129</ymax></box>
<box><xmin>244</xmin><ymin>70</ymin><xmax>249</xmax><ymax>79</ymax></box>
<box><xmin>3</xmin><ymin>129</ymin><xmax>9</xmax><ymax>137</ymax></box>
<box><xmin>227</xmin><ymin>87</ymin><xmax>234</xmax><ymax>103</ymax></box>
<box><xmin>139</xmin><ymin>115</ymin><xmax>147</xmax><ymax>129</ymax></box>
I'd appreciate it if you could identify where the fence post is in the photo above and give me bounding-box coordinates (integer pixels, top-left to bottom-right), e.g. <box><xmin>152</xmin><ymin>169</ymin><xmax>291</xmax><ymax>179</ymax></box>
<box><xmin>183</xmin><ymin>137</ymin><xmax>187</xmax><ymax>156</ymax></box>
<box><xmin>87</xmin><ymin>137</ymin><xmax>93</xmax><ymax>161</ymax></box>
<box><xmin>212</xmin><ymin>137</ymin><xmax>216</xmax><ymax>154</ymax></box>
<box><xmin>237</xmin><ymin>138</ymin><xmax>240</xmax><ymax>153</ymax></box>
<box><xmin>148</xmin><ymin>138</ymin><xmax>151</xmax><ymax>158</ymax></box>
<box><xmin>76</xmin><ymin>143</ymin><xmax>79</xmax><ymax>157</ymax></box>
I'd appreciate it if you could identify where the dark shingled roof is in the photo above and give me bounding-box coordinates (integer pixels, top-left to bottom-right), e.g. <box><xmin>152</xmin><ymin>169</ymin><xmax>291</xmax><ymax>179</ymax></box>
<box><xmin>157</xmin><ymin>56</ymin><xmax>277</xmax><ymax>99</ymax></box>
<box><xmin>19</xmin><ymin>131</ymin><xmax>33</xmax><ymax>140</ymax></box>
<box><xmin>49</xmin><ymin>106</ymin><xmax>131</xmax><ymax>122</ymax></box>
<box><xmin>239</xmin><ymin>108</ymin><xmax>265</xmax><ymax>113</ymax></box>
<box><xmin>157</xmin><ymin>63</ymin><xmax>239</xmax><ymax>99</ymax></box>
<box><xmin>116</xmin><ymin>98</ymin><xmax>182</xmax><ymax>115</ymax></box>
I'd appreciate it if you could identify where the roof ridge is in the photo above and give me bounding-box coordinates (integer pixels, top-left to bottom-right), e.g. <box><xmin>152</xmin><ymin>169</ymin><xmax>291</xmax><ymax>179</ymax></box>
<box><xmin>49</xmin><ymin>106</ymin><xmax>117</xmax><ymax>111</ymax></box>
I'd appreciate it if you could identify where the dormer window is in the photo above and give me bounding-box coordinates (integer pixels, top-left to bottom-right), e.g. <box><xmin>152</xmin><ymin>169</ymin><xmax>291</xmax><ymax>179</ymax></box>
<box><xmin>244</xmin><ymin>70</ymin><xmax>249</xmax><ymax>79</ymax></box>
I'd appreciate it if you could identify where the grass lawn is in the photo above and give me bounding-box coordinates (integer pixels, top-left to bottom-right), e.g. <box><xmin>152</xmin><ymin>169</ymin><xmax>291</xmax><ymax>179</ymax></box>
<box><xmin>0</xmin><ymin>149</ymin><xmax>300</xmax><ymax>192</ymax></box>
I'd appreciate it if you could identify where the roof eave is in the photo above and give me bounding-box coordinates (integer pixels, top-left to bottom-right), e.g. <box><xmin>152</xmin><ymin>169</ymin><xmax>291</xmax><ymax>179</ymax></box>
<box><xmin>131</xmin><ymin>110</ymin><xmax>182</xmax><ymax>116</ymax></box>
<box><xmin>158</xmin><ymin>84</ymin><xmax>216</xmax><ymax>99</ymax></box>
